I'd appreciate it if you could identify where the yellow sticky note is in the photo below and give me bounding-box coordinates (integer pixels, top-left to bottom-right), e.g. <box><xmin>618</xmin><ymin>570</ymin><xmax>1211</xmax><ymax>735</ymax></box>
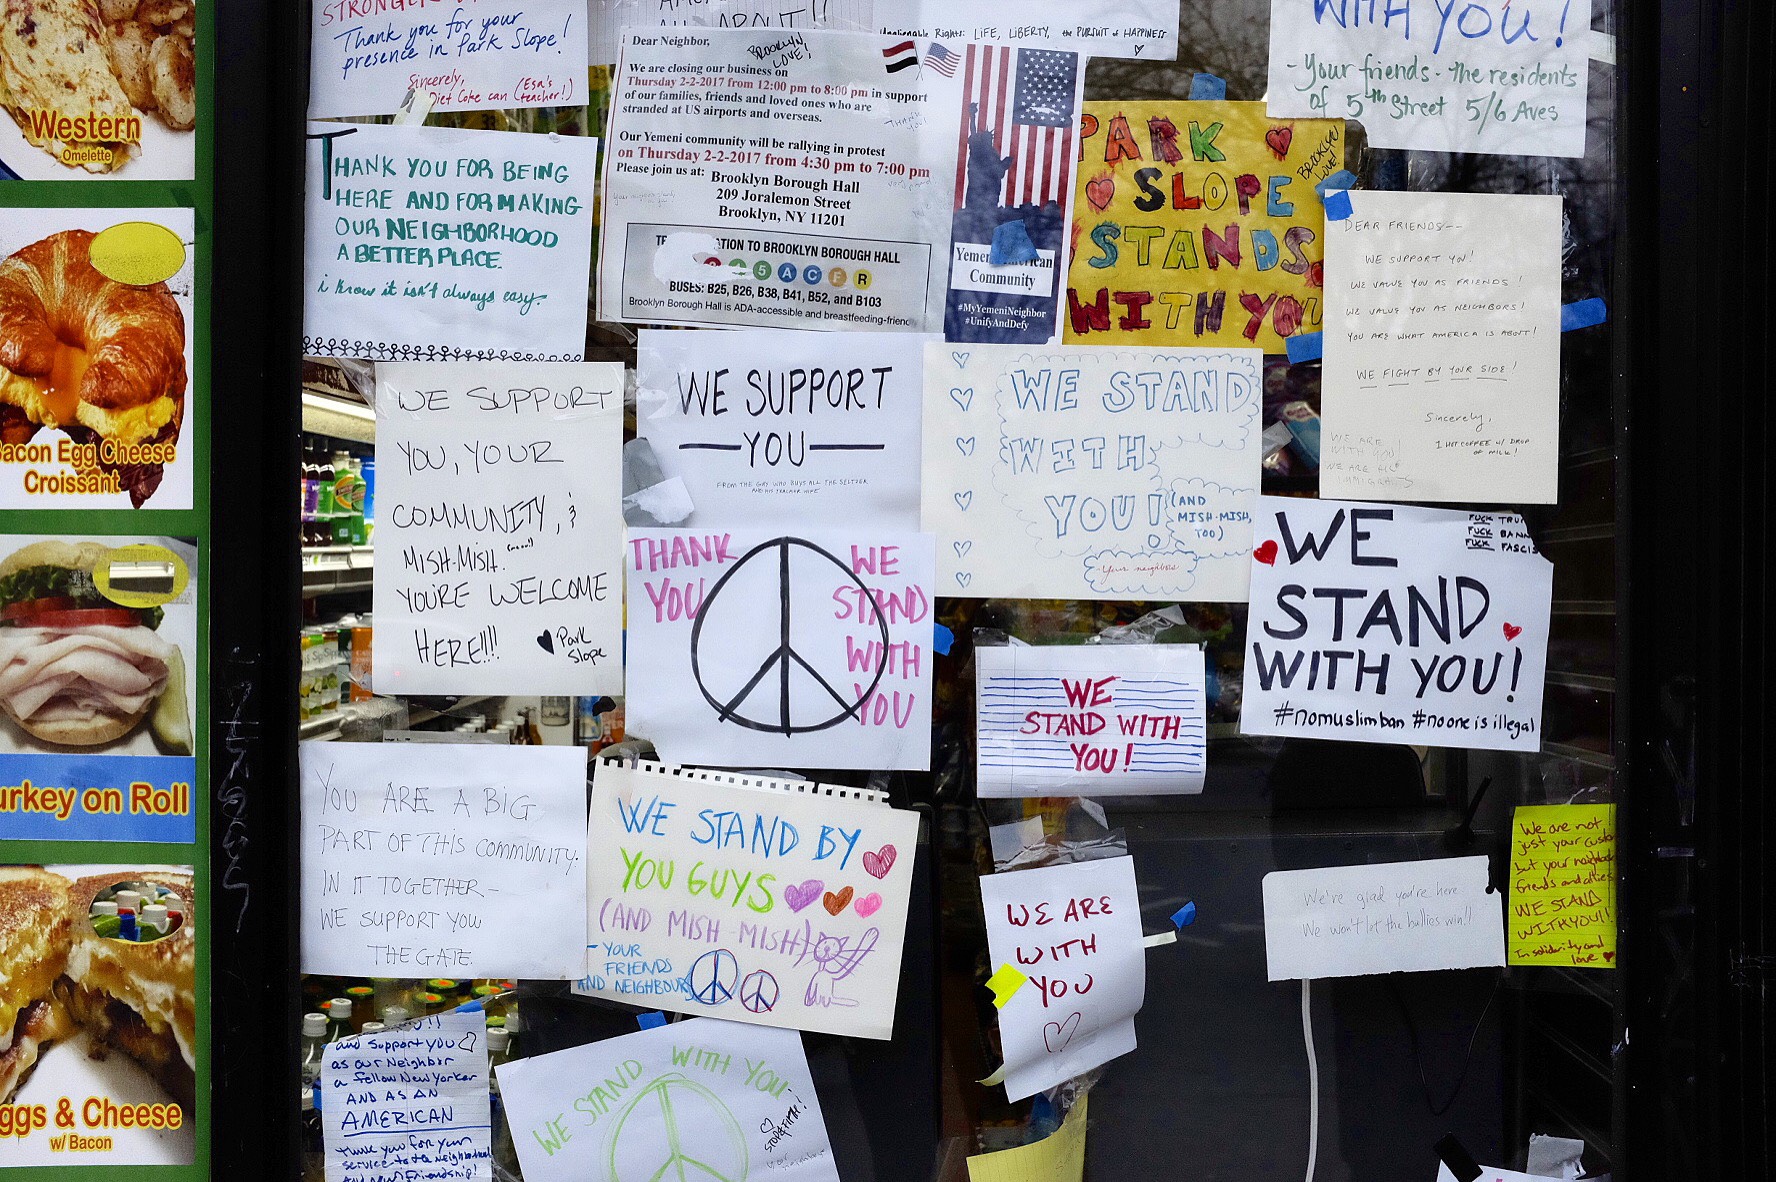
<box><xmin>986</xmin><ymin>963</ymin><xmax>1028</xmax><ymax>1008</ymax></box>
<box><xmin>1065</xmin><ymin>101</ymin><xmax>1344</xmax><ymax>352</ymax></box>
<box><xmin>1508</xmin><ymin>804</ymin><xmax>1617</xmax><ymax>968</ymax></box>
<box><xmin>967</xmin><ymin>1094</ymin><xmax>1089</xmax><ymax>1182</ymax></box>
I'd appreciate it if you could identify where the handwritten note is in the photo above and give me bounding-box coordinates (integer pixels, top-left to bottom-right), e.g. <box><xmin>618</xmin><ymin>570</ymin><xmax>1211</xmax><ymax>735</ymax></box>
<box><xmin>1267</xmin><ymin>0</ymin><xmax>1590</xmax><ymax>157</ymax></box>
<box><xmin>1508</xmin><ymin>804</ymin><xmax>1616</xmax><ymax>968</ymax></box>
<box><xmin>976</xmin><ymin>644</ymin><xmax>1205</xmax><ymax>797</ymax></box>
<box><xmin>965</xmin><ymin>1094</ymin><xmax>1088</xmax><ymax>1182</ymax></box>
<box><xmin>300</xmin><ymin>742</ymin><xmax>588</xmax><ymax>979</ymax></box>
<box><xmin>498</xmin><ymin>1017</ymin><xmax>840</xmax><ymax>1182</ymax></box>
<box><xmin>1321</xmin><ymin>191</ymin><xmax>1563</xmax><ymax>504</ymax></box>
<box><xmin>923</xmin><ymin>342</ymin><xmax>1262</xmax><ymax>600</ymax></box>
<box><xmin>1263</xmin><ymin>856</ymin><xmax>1505</xmax><ymax>980</ymax></box>
<box><xmin>303</xmin><ymin>122</ymin><xmax>598</xmax><ymax>361</ymax></box>
<box><xmin>881</xmin><ymin>0</ymin><xmax>1179</xmax><ymax>59</ymax></box>
<box><xmin>310</xmin><ymin>0</ymin><xmax>589</xmax><ymax>118</ymax></box>
<box><xmin>981</xmin><ymin>856</ymin><xmax>1145</xmax><ymax>1100</ymax></box>
<box><xmin>1064</xmin><ymin>101</ymin><xmax>1343</xmax><ymax>352</ymax></box>
<box><xmin>1240</xmin><ymin>497</ymin><xmax>1552</xmax><ymax>751</ymax></box>
<box><xmin>373</xmin><ymin>362</ymin><xmax>625</xmax><ymax>695</ymax></box>
<box><xmin>589</xmin><ymin>0</ymin><xmax>875</xmax><ymax>63</ymax></box>
<box><xmin>634</xmin><ymin>329</ymin><xmax>927</xmax><ymax>527</ymax></box>
<box><xmin>322</xmin><ymin>1011</ymin><xmax>492</xmax><ymax>1182</ymax></box>
<box><xmin>625</xmin><ymin>527</ymin><xmax>934</xmax><ymax>769</ymax></box>
<box><xmin>577</xmin><ymin>761</ymin><xmax>920</xmax><ymax>1039</ymax></box>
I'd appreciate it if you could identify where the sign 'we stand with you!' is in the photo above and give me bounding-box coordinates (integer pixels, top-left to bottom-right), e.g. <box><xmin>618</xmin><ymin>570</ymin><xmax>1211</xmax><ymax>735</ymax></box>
<box><xmin>580</xmin><ymin>762</ymin><xmax>920</xmax><ymax>1039</ymax></box>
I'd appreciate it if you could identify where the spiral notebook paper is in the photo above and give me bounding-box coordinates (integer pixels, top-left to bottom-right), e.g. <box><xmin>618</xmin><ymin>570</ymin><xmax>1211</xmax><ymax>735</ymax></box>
<box><xmin>578</xmin><ymin>761</ymin><xmax>918</xmax><ymax>1039</ymax></box>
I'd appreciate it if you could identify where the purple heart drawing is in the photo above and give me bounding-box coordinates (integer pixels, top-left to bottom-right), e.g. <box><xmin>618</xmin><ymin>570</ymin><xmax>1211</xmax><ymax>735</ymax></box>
<box><xmin>783</xmin><ymin>880</ymin><xmax>824</xmax><ymax>913</ymax></box>
<box><xmin>1043</xmin><ymin>1012</ymin><xmax>1083</xmax><ymax>1053</ymax></box>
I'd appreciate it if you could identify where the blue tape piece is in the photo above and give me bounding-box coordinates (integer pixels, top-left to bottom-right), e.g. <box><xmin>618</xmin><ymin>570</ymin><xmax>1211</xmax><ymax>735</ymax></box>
<box><xmin>454</xmin><ymin>999</ymin><xmax>484</xmax><ymax>1013</ymax></box>
<box><xmin>933</xmin><ymin>623</ymin><xmax>955</xmax><ymax>656</ymax></box>
<box><xmin>989</xmin><ymin>219</ymin><xmax>1039</xmax><ymax>265</ymax></box>
<box><xmin>1285</xmin><ymin>332</ymin><xmax>1324</xmax><ymax>364</ymax></box>
<box><xmin>1560</xmin><ymin>297</ymin><xmax>1608</xmax><ymax>332</ymax></box>
<box><xmin>638</xmin><ymin>1012</ymin><xmax>668</xmax><ymax>1030</ymax></box>
<box><xmin>1189</xmin><ymin>73</ymin><xmax>1227</xmax><ymax>100</ymax></box>
<box><xmin>1171</xmin><ymin>902</ymin><xmax>1198</xmax><ymax>929</ymax></box>
<box><xmin>1314</xmin><ymin>169</ymin><xmax>1358</xmax><ymax>198</ymax></box>
<box><xmin>1322</xmin><ymin>189</ymin><xmax>1353</xmax><ymax>221</ymax></box>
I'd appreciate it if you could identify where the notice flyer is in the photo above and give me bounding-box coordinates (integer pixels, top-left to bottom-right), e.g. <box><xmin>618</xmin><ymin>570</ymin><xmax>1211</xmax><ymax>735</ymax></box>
<box><xmin>0</xmin><ymin>537</ymin><xmax>198</xmax><ymax>844</ymax></box>
<box><xmin>0</xmin><ymin>208</ymin><xmax>196</xmax><ymax>510</ymax></box>
<box><xmin>1507</xmin><ymin>803</ymin><xmax>1616</xmax><ymax>968</ymax></box>
<box><xmin>634</xmin><ymin>328</ymin><xmax>926</xmax><ymax>528</ymax></box>
<box><xmin>624</xmin><ymin>527</ymin><xmax>935</xmax><ymax>770</ymax></box>
<box><xmin>310</xmin><ymin>0</ymin><xmax>589</xmax><ymax>117</ymax></box>
<box><xmin>499</xmin><ymin>1018</ymin><xmax>841</xmax><ymax>1182</ymax></box>
<box><xmin>1320</xmin><ymin>190</ymin><xmax>1564</xmax><ymax>505</ymax></box>
<box><xmin>976</xmin><ymin>644</ymin><xmax>1206</xmax><ymax>797</ymax></box>
<box><xmin>980</xmin><ymin>856</ymin><xmax>1146</xmax><ymax>1100</ymax></box>
<box><xmin>1267</xmin><ymin>0</ymin><xmax>1590</xmax><ymax>157</ymax></box>
<box><xmin>302</xmin><ymin>122</ymin><xmax>599</xmax><ymax>362</ymax></box>
<box><xmin>922</xmin><ymin>342</ymin><xmax>1263</xmax><ymax>600</ymax></box>
<box><xmin>1064</xmin><ymin>101</ymin><xmax>1342</xmax><ymax>354</ymax></box>
<box><xmin>0</xmin><ymin>864</ymin><xmax>197</xmax><ymax>1166</ymax></box>
<box><xmin>298</xmin><ymin>742</ymin><xmax>589</xmax><ymax>980</ymax></box>
<box><xmin>373</xmin><ymin>362</ymin><xmax>626</xmax><ymax>695</ymax></box>
<box><xmin>599</xmin><ymin>28</ymin><xmax>1081</xmax><ymax>343</ymax></box>
<box><xmin>1239</xmin><ymin>497</ymin><xmax>1553</xmax><ymax>752</ymax></box>
<box><xmin>578</xmin><ymin>761</ymin><xmax>920</xmax><ymax>1039</ymax></box>
<box><xmin>588</xmin><ymin>0</ymin><xmax>876</xmax><ymax>63</ymax></box>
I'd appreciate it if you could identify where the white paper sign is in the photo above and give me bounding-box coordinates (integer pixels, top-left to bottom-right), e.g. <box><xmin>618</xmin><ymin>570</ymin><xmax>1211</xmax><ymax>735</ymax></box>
<box><xmin>578</xmin><ymin>761</ymin><xmax>920</xmax><ymax>1039</ymax></box>
<box><xmin>976</xmin><ymin>644</ymin><xmax>1205</xmax><ymax>797</ymax></box>
<box><xmin>300</xmin><ymin>742</ymin><xmax>588</xmax><ymax>979</ymax></box>
<box><xmin>1267</xmin><ymin>0</ymin><xmax>1589</xmax><ymax>157</ymax></box>
<box><xmin>498</xmin><ymin>1017</ymin><xmax>840</xmax><ymax>1182</ymax></box>
<box><xmin>635</xmin><ymin>329</ymin><xmax>927</xmax><ymax>527</ymax></box>
<box><xmin>321</xmin><ymin>1011</ymin><xmax>493</xmax><ymax>1182</ymax></box>
<box><xmin>981</xmin><ymin>856</ymin><xmax>1146</xmax><ymax>1100</ymax></box>
<box><xmin>879</xmin><ymin>0</ymin><xmax>1179</xmax><ymax>60</ymax></box>
<box><xmin>588</xmin><ymin>0</ymin><xmax>876</xmax><ymax>63</ymax></box>
<box><xmin>923</xmin><ymin>343</ymin><xmax>1263</xmax><ymax>600</ymax></box>
<box><xmin>1262</xmin><ymin>857</ymin><xmax>1506</xmax><ymax>980</ymax></box>
<box><xmin>373</xmin><ymin>362</ymin><xmax>625</xmax><ymax>695</ymax></box>
<box><xmin>1435</xmin><ymin>1163</ymin><xmax>1547</xmax><ymax>1182</ymax></box>
<box><xmin>1240</xmin><ymin>497</ymin><xmax>1552</xmax><ymax>752</ymax></box>
<box><xmin>303</xmin><ymin>122</ymin><xmax>598</xmax><ymax>361</ymax></box>
<box><xmin>310</xmin><ymin>0</ymin><xmax>590</xmax><ymax>118</ymax></box>
<box><xmin>600</xmin><ymin>29</ymin><xmax>1081</xmax><ymax>343</ymax></box>
<box><xmin>625</xmin><ymin>527</ymin><xmax>934</xmax><ymax>769</ymax></box>
<box><xmin>1322</xmin><ymin>191</ymin><xmax>1563</xmax><ymax>505</ymax></box>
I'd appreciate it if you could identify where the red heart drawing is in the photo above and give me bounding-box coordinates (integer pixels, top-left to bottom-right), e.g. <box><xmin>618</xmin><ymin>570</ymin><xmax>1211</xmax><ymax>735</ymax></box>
<box><xmin>1307</xmin><ymin>259</ymin><xmax>1325</xmax><ymax>288</ymax></box>
<box><xmin>1254</xmin><ymin>540</ymin><xmax>1279</xmax><ymax>565</ymax></box>
<box><xmin>822</xmin><ymin>886</ymin><xmax>854</xmax><ymax>916</ymax></box>
<box><xmin>862</xmin><ymin>844</ymin><xmax>898</xmax><ymax>879</ymax></box>
<box><xmin>1503</xmin><ymin>622</ymin><xmax>1523</xmax><ymax>641</ymax></box>
<box><xmin>1265</xmin><ymin>125</ymin><xmax>1294</xmax><ymax>158</ymax></box>
<box><xmin>1603</xmin><ymin>951</ymin><xmax>1615</xmax><ymax>961</ymax></box>
<box><xmin>1086</xmin><ymin>177</ymin><xmax>1115</xmax><ymax>211</ymax></box>
<box><xmin>1042</xmin><ymin>1012</ymin><xmax>1083</xmax><ymax>1053</ymax></box>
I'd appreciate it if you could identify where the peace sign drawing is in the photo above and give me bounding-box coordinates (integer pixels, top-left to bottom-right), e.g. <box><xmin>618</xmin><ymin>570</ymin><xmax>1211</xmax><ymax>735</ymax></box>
<box><xmin>690</xmin><ymin>537</ymin><xmax>891</xmax><ymax>735</ymax></box>
<box><xmin>739</xmin><ymin>970</ymin><xmax>780</xmax><ymax>1014</ymax></box>
<box><xmin>607</xmin><ymin>1073</ymin><xmax>749</xmax><ymax>1182</ymax></box>
<box><xmin>686</xmin><ymin>949</ymin><xmax>740</xmax><ymax>1006</ymax></box>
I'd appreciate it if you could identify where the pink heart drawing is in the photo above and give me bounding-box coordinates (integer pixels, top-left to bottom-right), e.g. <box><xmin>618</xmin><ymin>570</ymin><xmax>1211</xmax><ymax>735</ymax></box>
<box><xmin>862</xmin><ymin>845</ymin><xmax>898</xmax><ymax>879</ymax></box>
<box><xmin>1043</xmin><ymin>1012</ymin><xmax>1083</xmax><ymax>1053</ymax></box>
<box><xmin>854</xmin><ymin>892</ymin><xmax>883</xmax><ymax>918</ymax></box>
<box><xmin>783</xmin><ymin>880</ymin><xmax>823</xmax><ymax>913</ymax></box>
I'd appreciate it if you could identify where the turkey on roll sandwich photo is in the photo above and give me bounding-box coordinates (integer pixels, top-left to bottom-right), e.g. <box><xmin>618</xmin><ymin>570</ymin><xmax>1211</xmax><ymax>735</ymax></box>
<box><xmin>0</xmin><ymin>540</ymin><xmax>191</xmax><ymax>753</ymax></box>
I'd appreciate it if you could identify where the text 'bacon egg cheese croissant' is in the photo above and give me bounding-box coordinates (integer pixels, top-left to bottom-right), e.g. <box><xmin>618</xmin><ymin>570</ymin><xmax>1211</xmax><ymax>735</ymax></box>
<box><xmin>0</xmin><ymin>229</ymin><xmax>185</xmax><ymax>506</ymax></box>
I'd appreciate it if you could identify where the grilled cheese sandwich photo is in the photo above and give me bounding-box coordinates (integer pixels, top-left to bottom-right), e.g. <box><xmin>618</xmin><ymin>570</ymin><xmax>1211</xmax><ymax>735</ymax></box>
<box><xmin>0</xmin><ymin>864</ymin><xmax>195</xmax><ymax>1166</ymax></box>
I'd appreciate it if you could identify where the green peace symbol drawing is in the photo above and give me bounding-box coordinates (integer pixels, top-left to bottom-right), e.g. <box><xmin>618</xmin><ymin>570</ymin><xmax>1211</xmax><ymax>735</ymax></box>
<box><xmin>607</xmin><ymin>1072</ymin><xmax>749</xmax><ymax>1182</ymax></box>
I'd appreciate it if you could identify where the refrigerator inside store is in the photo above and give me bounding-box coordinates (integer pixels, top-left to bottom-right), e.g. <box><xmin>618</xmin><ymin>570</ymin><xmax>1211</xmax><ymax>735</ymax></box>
<box><xmin>284</xmin><ymin>6</ymin><xmax>1656</xmax><ymax>1182</ymax></box>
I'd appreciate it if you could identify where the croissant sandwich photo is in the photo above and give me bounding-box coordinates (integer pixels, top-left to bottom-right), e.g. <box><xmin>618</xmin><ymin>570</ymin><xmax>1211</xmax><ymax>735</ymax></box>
<box><xmin>0</xmin><ymin>229</ymin><xmax>187</xmax><ymax>507</ymax></box>
<box><xmin>0</xmin><ymin>0</ymin><xmax>197</xmax><ymax>174</ymax></box>
<box><xmin>0</xmin><ymin>540</ymin><xmax>192</xmax><ymax>752</ymax></box>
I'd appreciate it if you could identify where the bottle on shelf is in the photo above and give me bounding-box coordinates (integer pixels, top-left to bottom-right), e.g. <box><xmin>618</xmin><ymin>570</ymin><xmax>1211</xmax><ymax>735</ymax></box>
<box><xmin>379</xmin><ymin>1004</ymin><xmax>411</xmax><ymax>1028</ymax></box>
<box><xmin>299</xmin><ymin>1012</ymin><xmax>328</xmax><ymax>1086</ymax></box>
<box><xmin>324</xmin><ymin>997</ymin><xmax>355</xmax><ymax>1041</ymax></box>
<box><xmin>359</xmin><ymin>1021</ymin><xmax>385</xmax><ymax>1037</ymax></box>
<box><xmin>330</xmin><ymin>450</ymin><xmax>359</xmax><ymax>546</ymax></box>
<box><xmin>140</xmin><ymin>903</ymin><xmax>169</xmax><ymax>938</ymax></box>
<box><xmin>345</xmin><ymin>984</ymin><xmax>375</xmax><ymax>1026</ymax></box>
<box><xmin>347</xmin><ymin>456</ymin><xmax>368</xmax><ymax>546</ymax></box>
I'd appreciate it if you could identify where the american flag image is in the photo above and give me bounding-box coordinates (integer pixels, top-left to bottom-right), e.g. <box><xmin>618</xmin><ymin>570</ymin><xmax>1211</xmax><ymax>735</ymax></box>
<box><xmin>926</xmin><ymin>41</ymin><xmax>960</xmax><ymax>77</ymax></box>
<box><xmin>952</xmin><ymin>46</ymin><xmax>1079</xmax><ymax>210</ymax></box>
